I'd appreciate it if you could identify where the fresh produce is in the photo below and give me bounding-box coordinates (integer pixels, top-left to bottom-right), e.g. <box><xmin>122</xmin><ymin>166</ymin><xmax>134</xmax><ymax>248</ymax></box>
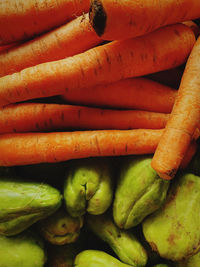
<box><xmin>87</xmin><ymin>213</ymin><xmax>148</xmax><ymax>266</ymax></box>
<box><xmin>89</xmin><ymin>0</ymin><xmax>200</xmax><ymax>40</ymax></box>
<box><xmin>0</xmin><ymin>128</ymin><xmax>197</xmax><ymax>168</ymax></box>
<box><xmin>0</xmin><ymin>230</ymin><xmax>47</xmax><ymax>267</ymax></box>
<box><xmin>62</xmin><ymin>77</ymin><xmax>177</xmax><ymax>113</ymax></box>
<box><xmin>0</xmin><ymin>1</ymin><xmax>200</xmax><ymax>266</ymax></box>
<box><xmin>73</xmin><ymin>250</ymin><xmax>133</xmax><ymax>267</ymax></box>
<box><xmin>175</xmin><ymin>250</ymin><xmax>200</xmax><ymax>267</ymax></box>
<box><xmin>0</xmin><ymin>129</ymin><xmax>164</xmax><ymax>166</ymax></box>
<box><xmin>152</xmin><ymin>35</ymin><xmax>200</xmax><ymax>180</ymax></box>
<box><xmin>64</xmin><ymin>158</ymin><xmax>113</xmax><ymax>217</ymax></box>
<box><xmin>0</xmin><ymin>102</ymin><xmax>170</xmax><ymax>134</ymax></box>
<box><xmin>37</xmin><ymin>208</ymin><xmax>83</xmax><ymax>245</ymax></box>
<box><xmin>183</xmin><ymin>20</ymin><xmax>200</xmax><ymax>38</ymax></box>
<box><xmin>143</xmin><ymin>173</ymin><xmax>200</xmax><ymax>261</ymax></box>
<box><xmin>0</xmin><ymin>13</ymin><xmax>101</xmax><ymax>77</ymax></box>
<box><xmin>0</xmin><ymin>0</ymin><xmax>90</xmax><ymax>45</ymax></box>
<box><xmin>0</xmin><ymin>24</ymin><xmax>195</xmax><ymax>107</ymax></box>
<box><xmin>113</xmin><ymin>155</ymin><xmax>169</xmax><ymax>229</ymax></box>
<box><xmin>0</xmin><ymin>175</ymin><xmax>62</xmax><ymax>236</ymax></box>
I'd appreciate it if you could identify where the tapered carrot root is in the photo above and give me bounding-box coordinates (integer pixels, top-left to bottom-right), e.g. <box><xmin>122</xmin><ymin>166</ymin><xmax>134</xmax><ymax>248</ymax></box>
<box><xmin>0</xmin><ymin>24</ymin><xmax>195</xmax><ymax>108</ymax></box>
<box><xmin>193</xmin><ymin>127</ymin><xmax>200</xmax><ymax>140</ymax></box>
<box><xmin>182</xmin><ymin>21</ymin><xmax>200</xmax><ymax>39</ymax></box>
<box><xmin>151</xmin><ymin>36</ymin><xmax>200</xmax><ymax>180</ymax></box>
<box><xmin>62</xmin><ymin>77</ymin><xmax>177</xmax><ymax>113</ymax></box>
<box><xmin>0</xmin><ymin>102</ymin><xmax>170</xmax><ymax>134</ymax></box>
<box><xmin>0</xmin><ymin>13</ymin><xmax>102</xmax><ymax>77</ymax></box>
<box><xmin>0</xmin><ymin>129</ymin><xmax>164</xmax><ymax>166</ymax></box>
<box><xmin>0</xmin><ymin>0</ymin><xmax>90</xmax><ymax>45</ymax></box>
<box><xmin>89</xmin><ymin>0</ymin><xmax>200</xmax><ymax>40</ymax></box>
<box><xmin>0</xmin><ymin>129</ymin><xmax>196</xmax><ymax>167</ymax></box>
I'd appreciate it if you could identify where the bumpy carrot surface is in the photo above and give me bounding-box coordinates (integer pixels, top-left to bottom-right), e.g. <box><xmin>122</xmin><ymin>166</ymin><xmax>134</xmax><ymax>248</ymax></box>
<box><xmin>89</xmin><ymin>0</ymin><xmax>200</xmax><ymax>40</ymax></box>
<box><xmin>0</xmin><ymin>102</ymin><xmax>170</xmax><ymax>134</ymax></box>
<box><xmin>62</xmin><ymin>77</ymin><xmax>177</xmax><ymax>113</ymax></box>
<box><xmin>0</xmin><ymin>0</ymin><xmax>90</xmax><ymax>45</ymax></box>
<box><xmin>0</xmin><ymin>24</ymin><xmax>195</xmax><ymax>107</ymax></box>
<box><xmin>0</xmin><ymin>13</ymin><xmax>102</xmax><ymax>77</ymax></box>
<box><xmin>151</xmin><ymin>36</ymin><xmax>200</xmax><ymax>180</ymax></box>
<box><xmin>0</xmin><ymin>129</ymin><xmax>164</xmax><ymax>166</ymax></box>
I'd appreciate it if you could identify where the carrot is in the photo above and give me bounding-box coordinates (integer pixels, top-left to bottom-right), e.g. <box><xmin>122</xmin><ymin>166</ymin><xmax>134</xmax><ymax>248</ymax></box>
<box><xmin>151</xmin><ymin>36</ymin><xmax>200</xmax><ymax>180</ymax></box>
<box><xmin>193</xmin><ymin>127</ymin><xmax>200</xmax><ymax>140</ymax></box>
<box><xmin>62</xmin><ymin>77</ymin><xmax>177</xmax><ymax>113</ymax></box>
<box><xmin>0</xmin><ymin>13</ymin><xmax>102</xmax><ymax>77</ymax></box>
<box><xmin>89</xmin><ymin>0</ymin><xmax>200</xmax><ymax>40</ymax></box>
<box><xmin>0</xmin><ymin>129</ymin><xmax>196</xmax><ymax>167</ymax></box>
<box><xmin>0</xmin><ymin>102</ymin><xmax>170</xmax><ymax>134</ymax></box>
<box><xmin>0</xmin><ymin>0</ymin><xmax>90</xmax><ymax>45</ymax></box>
<box><xmin>0</xmin><ymin>129</ymin><xmax>164</xmax><ymax>166</ymax></box>
<box><xmin>182</xmin><ymin>21</ymin><xmax>200</xmax><ymax>39</ymax></box>
<box><xmin>0</xmin><ymin>24</ymin><xmax>195</xmax><ymax>108</ymax></box>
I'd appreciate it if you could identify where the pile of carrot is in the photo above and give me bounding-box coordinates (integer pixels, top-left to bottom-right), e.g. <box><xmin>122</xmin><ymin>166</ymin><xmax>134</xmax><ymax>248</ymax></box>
<box><xmin>0</xmin><ymin>0</ymin><xmax>200</xmax><ymax>180</ymax></box>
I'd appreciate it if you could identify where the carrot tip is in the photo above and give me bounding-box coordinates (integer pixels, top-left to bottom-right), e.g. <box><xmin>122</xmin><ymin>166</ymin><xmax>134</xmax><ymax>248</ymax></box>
<box><xmin>89</xmin><ymin>0</ymin><xmax>106</xmax><ymax>36</ymax></box>
<box><xmin>156</xmin><ymin>170</ymin><xmax>177</xmax><ymax>180</ymax></box>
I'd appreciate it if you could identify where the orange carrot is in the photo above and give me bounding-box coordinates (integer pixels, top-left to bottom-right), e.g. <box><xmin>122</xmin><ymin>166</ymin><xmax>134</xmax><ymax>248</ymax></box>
<box><xmin>182</xmin><ymin>21</ymin><xmax>200</xmax><ymax>39</ymax></box>
<box><xmin>193</xmin><ymin>127</ymin><xmax>200</xmax><ymax>140</ymax></box>
<box><xmin>0</xmin><ymin>102</ymin><xmax>170</xmax><ymax>134</ymax></box>
<box><xmin>0</xmin><ymin>129</ymin><xmax>164</xmax><ymax>166</ymax></box>
<box><xmin>0</xmin><ymin>24</ymin><xmax>195</xmax><ymax>108</ymax></box>
<box><xmin>89</xmin><ymin>0</ymin><xmax>200</xmax><ymax>40</ymax></box>
<box><xmin>0</xmin><ymin>129</ymin><xmax>196</xmax><ymax>167</ymax></box>
<box><xmin>0</xmin><ymin>0</ymin><xmax>90</xmax><ymax>45</ymax></box>
<box><xmin>0</xmin><ymin>13</ymin><xmax>102</xmax><ymax>77</ymax></box>
<box><xmin>62</xmin><ymin>77</ymin><xmax>177</xmax><ymax>113</ymax></box>
<box><xmin>151</xmin><ymin>36</ymin><xmax>200</xmax><ymax>180</ymax></box>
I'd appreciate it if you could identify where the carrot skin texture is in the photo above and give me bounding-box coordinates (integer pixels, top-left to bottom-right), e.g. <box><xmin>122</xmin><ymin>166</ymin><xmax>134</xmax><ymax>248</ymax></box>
<box><xmin>0</xmin><ymin>103</ymin><xmax>170</xmax><ymax>134</ymax></box>
<box><xmin>151</xmin><ymin>36</ymin><xmax>200</xmax><ymax>180</ymax></box>
<box><xmin>182</xmin><ymin>21</ymin><xmax>200</xmax><ymax>39</ymax></box>
<box><xmin>0</xmin><ymin>0</ymin><xmax>90</xmax><ymax>45</ymax></box>
<box><xmin>0</xmin><ymin>14</ymin><xmax>102</xmax><ymax>77</ymax></box>
<box><xmin>89</xmin><ymin>0</ymin><xmax>200</xmax><ymax>40</ymax></box>
<box><xmin>0</xmin><ymin>130</ymin><xmax>195</xmax><ymax>167</ymax></box>
<box><xmin>62</xmin><ymin>77</ymin><xmax>177</xmax><ymax>113</ymax></box>
<box><xmin>0</xmin><ymin>129</ymin><xmax>164</xmax><ymax>166</ymax></box>
<box><xmin>0</xmin><ymin>24</ymin><xmax>195</xmax><ymax>107</ymax></box>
